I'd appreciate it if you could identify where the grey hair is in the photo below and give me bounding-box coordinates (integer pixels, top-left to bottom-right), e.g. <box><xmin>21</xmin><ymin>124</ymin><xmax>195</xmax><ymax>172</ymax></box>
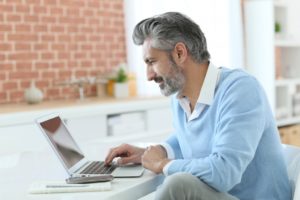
<box><xmin>132</xmin><ymin>12</ymin><xmax>210</xmax><ymax>63</ymax></box>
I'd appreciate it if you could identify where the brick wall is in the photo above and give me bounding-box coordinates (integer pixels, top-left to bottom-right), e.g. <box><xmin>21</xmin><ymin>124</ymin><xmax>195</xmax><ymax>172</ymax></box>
<box><xmin>0</xmin><ymin>0</ymin><xmax>126</xmax><ymax>104</ymax></box>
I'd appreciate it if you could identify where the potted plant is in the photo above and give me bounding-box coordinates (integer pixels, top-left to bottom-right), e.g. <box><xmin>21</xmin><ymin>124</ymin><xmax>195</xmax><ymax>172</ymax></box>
<box><xmin>114</xmin><ymin>66</ymin><xmax>129</xmax><ymax>98</ymax></box>
<box><xmin>275</xmin><ymin>21</ymin><xmax>282</xmax><ymax>39</ymax></box>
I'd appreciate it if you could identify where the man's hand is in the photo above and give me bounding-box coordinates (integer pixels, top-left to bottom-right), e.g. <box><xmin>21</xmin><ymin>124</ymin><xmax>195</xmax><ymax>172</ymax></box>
<box><xmin>105</xmin><ymin>143</ymin><xmax>145</xmax><ymax>165</ymax></box>
<box><xmin>142</xmin><ymin>145</ymin><xmax>170</xmax><ymax>174</ymax></box>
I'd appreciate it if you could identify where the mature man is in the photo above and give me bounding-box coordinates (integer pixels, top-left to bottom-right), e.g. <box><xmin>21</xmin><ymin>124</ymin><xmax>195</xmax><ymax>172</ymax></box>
<box><xmin>105</xmin><ymin>12</ymin><xmax>292</xmax><ymax>200</ymax></box>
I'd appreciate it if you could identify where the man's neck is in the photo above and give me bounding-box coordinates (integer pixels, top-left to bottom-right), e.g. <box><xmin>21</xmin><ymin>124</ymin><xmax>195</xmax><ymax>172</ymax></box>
<box><xmin>180</xmin><ymin>61</ymin><xmax>209</xmax><ymax>112</ymax></box>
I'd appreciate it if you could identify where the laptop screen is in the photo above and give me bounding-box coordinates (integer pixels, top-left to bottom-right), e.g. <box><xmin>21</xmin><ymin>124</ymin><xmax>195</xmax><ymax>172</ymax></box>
<box><xmin>39</xmin><ymin>116</ymin><xmax>84</xmax><ymax>169</ymax></box>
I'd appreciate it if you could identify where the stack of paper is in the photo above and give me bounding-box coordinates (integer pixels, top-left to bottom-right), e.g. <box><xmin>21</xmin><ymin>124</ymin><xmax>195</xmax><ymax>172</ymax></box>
<box><xmin>28</xmin><ymin>181</ymin><xmax>111</xmax><ymax>194</ymax></box>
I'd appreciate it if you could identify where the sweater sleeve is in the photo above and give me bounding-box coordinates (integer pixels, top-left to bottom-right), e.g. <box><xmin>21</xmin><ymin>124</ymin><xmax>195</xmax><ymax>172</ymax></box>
<box><xmin>164</xmin><ymin>133</ymin><xmax>183</xmax><ymax>159</ymax></box>
<box><xmin>166</xmin><ymin>76</ymin><xmax>267</xmax><ymax>192</ymax></box>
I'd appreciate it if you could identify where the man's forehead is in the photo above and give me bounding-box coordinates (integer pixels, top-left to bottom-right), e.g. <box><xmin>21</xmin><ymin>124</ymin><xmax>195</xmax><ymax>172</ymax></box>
<box><xmin>142</xmin><ymin>39</ymin><xmax>153</xmax><ymax>59</ymax></box>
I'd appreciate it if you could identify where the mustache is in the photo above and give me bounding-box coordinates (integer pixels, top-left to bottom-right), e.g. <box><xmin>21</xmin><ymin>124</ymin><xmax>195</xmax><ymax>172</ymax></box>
<box><xmin>154</xmin><ymin>76</ymin><xmax>163</xmax><ymax>83</ymax></box>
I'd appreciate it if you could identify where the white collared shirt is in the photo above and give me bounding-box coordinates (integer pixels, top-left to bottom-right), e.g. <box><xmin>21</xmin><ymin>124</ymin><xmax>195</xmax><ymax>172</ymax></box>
<box><xmin>178</xmin><ymin>62</ymin><xmax>221</xmax><ymax>122</ymax></box>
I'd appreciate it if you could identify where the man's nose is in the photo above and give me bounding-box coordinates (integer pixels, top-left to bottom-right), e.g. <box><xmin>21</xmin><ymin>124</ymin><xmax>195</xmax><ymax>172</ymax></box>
<box><xmin>147</xmin><ymin>66</ymin><xmax>156</xmax><ymax>81</ymax></box>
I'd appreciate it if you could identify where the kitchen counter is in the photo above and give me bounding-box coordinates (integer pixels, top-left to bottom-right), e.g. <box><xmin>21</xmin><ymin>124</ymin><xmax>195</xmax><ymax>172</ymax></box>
<box><xmin>0</xmin><ymin>96</ymin><xmax>164</xmax><ymax>115</ymax></box>
<box><xmin>0</xmin><ymin>96</ymin><xmax>171</xmax><ymax>127</ymax></box>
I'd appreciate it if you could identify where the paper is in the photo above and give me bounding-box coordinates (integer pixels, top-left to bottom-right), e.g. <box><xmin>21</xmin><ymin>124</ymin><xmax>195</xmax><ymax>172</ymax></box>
<box><xmin>28</xmin><ymin>180</ymin><xmax>111</xmax><ymax>194</ymax></box>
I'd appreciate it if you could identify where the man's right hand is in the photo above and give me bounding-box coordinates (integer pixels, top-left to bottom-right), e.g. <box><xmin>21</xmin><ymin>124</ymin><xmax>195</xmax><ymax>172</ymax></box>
<box><xmin>104</xmin><ymin>143</ymin><xmax>146</xmax><ymax>165</ymax></box>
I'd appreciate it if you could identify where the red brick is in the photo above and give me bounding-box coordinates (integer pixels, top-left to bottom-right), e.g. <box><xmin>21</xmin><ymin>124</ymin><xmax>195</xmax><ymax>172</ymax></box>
<box><xmin>16</xmin><ymin>62</ymin><xmax>33</xmax><ymax>70</ymax></box>
<box><xmin>8</xmin><ymin>34</ymin><xmax>38</xmax><ymax>42</ymax></box>
<box><xmin>34</xmin><ymin>43</ymin><xmax>49</xmax><ymax>51</ymax></box>
<box><xmin>35</xmin><ymin>80</ymin><xmax>49</xmax><ymax>88</ymax></box>
<box><xmin>41</xmin><ymin>53</ymin><xmax>55</xmax><ymax>60</ymax></box>
<box><xmin>46</xmin><ymin>88</ymin><xmax>60</xmax><ymax>97</ymax></box>
<box><xmin>34</xmin><ymin>25</ymin><xmax>48</xmax><ymax>32</ymax></box>
<box><xmin>74</xmin><ymin>52</ymin><xmax>86</xmax><ymax>59</ymax></box>
<box><xmin>0</xmin><ymin>53</ymin><xmax>6</xmax><ymax>61</ymax></box>
<box><xmin>27</xmin><ymin>0</ymin><xmax>41</xmax><ymax>4</ymax></box>
<box><xmin>41</xmin><ymin>16</ymin><xmax>56</xmax><ymax>23</ymax></box>
<box><xmin>9</xmin><ymin>71</ymin><xmax>38</xmax><ymax>79</ymax></box>
<box><xmin>0</xmin><ymin>43</ymin><xmax>12</xmax><ymax>51</ymax></box>
<box><xmin>0</xmin><ymin>72</ymin><xmax>7</xmax><ymax>80</ymax></box>
<box><xmin>8</xmin><ymin>52</ymin><xmax>37</xmax><ymax>61</ymax></box>
<box><xmin>81</xmin><ymin>44</ymin><xmax>92</xmax><ymax>50</ymax></box>
<box><xmin>41</xmin><ymin>34</ymin><xmax>55</xmax><ymax>41</ymax></box>
<box><xmin>44</xmin><ymin>0</ymin><xmax>57</xmax><ymax>6</ymax></box>
<box><xmin>0</xmin><ymin>24</ymin><xmax>13</xmax><ymax>32</ymax></box>
<box><xmin>15</xmin><ymin>43</ymin><xmax>31</xmax><ymax>51</ymax></box>
<box><xmin>51</xmin><ymin>44</ymin><xmax>65</xmax><ymax>51</ymax></box>
<box><xmin>81</xmin><ymin>60</ymin><xmax>92</xmax><ymax>67</ymax></box>
<box><xmin>67</xmin><ymin>25</ymin><xmax>78</xmax><ymax>32</ymax></box>
<box><xmin>6</xmin><ymin>0</ymin><xmax>23</xmax><ymax>4</ymax></box>
<box><xmin>58</xmin><ymin>35</ymin><xmax>71</xmax><ymax>42</ymax></box>
<box><xmin>50</xmin><ymin>7</ymin><xmax>64</xmax><ymax>15</ymax></box>
<box><xmin>15</xmin><ymin>24</ymin><xmax>32</xmax><ymax>32</ymax></box>
<box><xmin>10</xmin><ymin>91</ymin><xmax>24</xmax><ymax>101</ymax></box>
<box><xmin>3</xmin><ymin>82</ymin><xmax>18</xmax><ymax>90</ymax></box>
<box><xmin>57</xmin><ymin>52</ymin><xmax>70</xmax><ymax>60</ymax></box>
<box><xmin>16</xmin><ymin>5</ymin><xmax>30</xmax><ymax>13</ymax></box>
<box><xmin>42</xmin><ymin>71</ymin><xmax>56</xmax><ymax>79</ymax></box>
<box><xmin>51</xmin><ymin>25</ymin><xmax>65</xmax><ymax>33</ymax></box>
<box><xmin>35</xmin><ymin>62</ymin><xmax>50</xmax><ymax>69</ymax></box>
<box><xmin>24</xmin><ymin>15</ymin><xmax>39</xmax><ymax>22</ymax></box>
<box><xmin>52</xmin><ymin>62</ymin><xmax>65</xmax><ymax>68</ymax></box>
<box><xmin>0</xmin><ymin>5</ymin><xmax>14</xmax><ymax>12</ymax></box>
<box><xmin>0</xmin><ymin>63</ymin><xmax>14</xmax><ymax>70</ymax></box>
<box><xmin>6</xmin><ymin>14</ymin><xmax>22</xmax><ymax>22</ymax></box>
<box><xmin>0</xmin><ymin>92</ymin><xmax>7</xmax><ymax>103</ymax></box>
<box><xmin>58</xmin><ymin>71</ymin><xmax>71</xmax><ymax>79</ymax></box>
<box><xmin>67</xmin><ymin>8</ymin><xmax>80</xmax><ymax>16</ymax></box>
<box><xmin>33</xmin><ymin>6</ymin><xmax>48</xmax><ymax>14</ymax></box>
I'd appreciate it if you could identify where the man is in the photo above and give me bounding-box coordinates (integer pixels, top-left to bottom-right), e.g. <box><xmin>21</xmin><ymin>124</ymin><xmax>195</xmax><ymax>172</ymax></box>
<box><xmin>105</xmin><ymin>12</ymin><xmax>292</xmax><ymax>200</ymax></box>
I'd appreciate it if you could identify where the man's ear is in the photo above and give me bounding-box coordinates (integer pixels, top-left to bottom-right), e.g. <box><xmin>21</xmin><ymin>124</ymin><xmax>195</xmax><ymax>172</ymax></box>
<box><xmin>172</xmin><ymin>42</ymin><xmax>188</xmax><ymax>65</ymax></box>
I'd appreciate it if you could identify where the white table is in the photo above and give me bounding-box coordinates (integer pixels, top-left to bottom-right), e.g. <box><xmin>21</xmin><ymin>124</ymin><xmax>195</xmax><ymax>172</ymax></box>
<box><xmin>0</xmin><ymin>124</ymin><xmax>164</xmax><ymax>200</ymax></box>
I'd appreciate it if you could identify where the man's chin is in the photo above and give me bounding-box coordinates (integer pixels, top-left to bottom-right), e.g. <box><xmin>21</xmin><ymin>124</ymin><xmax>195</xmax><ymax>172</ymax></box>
<box><xmin>160</xmin><ymin>89</ymin><xmax>177</xmax><ymax>97</ymax></box>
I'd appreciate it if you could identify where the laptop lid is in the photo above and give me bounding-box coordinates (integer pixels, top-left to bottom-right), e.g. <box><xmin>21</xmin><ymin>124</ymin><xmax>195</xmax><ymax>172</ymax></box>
<box><xmin>36</xmin><ymin>113</ymin><xmax>89</xmax><ymax>175</ymax></box>
<box><xmin>36</xmin><ymin>113</ymin><xmax>145</xmax><ymax>178</ymax></box>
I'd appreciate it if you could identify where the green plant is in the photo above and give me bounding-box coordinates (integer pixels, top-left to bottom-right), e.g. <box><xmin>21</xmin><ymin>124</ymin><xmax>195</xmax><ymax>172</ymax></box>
<box><xmin>115</xmin><ymin>68</ymin><xmax>128</xmax><ymax>83</ymax></box>
<box><xmin>275</xmin><ymin>21</ymin><xmax>281</xmax><ymax>33</ymax></box>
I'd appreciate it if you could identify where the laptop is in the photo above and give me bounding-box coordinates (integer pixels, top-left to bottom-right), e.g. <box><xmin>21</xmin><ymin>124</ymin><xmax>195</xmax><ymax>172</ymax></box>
<box><xmin>36</xmin><ymin>113</ymin><xmax>144</xmax><ymax>178</ymax></box>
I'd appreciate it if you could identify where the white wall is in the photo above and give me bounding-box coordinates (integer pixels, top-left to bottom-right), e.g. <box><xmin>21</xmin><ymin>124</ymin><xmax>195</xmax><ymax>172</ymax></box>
<box><xmin>243</xmin><ymin>0</ymin><xmax>275</xmax><ymax>112</ymax></box>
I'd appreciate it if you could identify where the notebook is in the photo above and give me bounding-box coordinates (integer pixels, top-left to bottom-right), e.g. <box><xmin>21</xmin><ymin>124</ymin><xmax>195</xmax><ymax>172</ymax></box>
<box><xmin>28</xmin><ymin>180</ymin><xmax>111</xmax><ymax>194</ymax></box>
<box><xmin>35</xmin><ymin>113</ymin><xmax>144</xmax><ymax>178</ymax></box>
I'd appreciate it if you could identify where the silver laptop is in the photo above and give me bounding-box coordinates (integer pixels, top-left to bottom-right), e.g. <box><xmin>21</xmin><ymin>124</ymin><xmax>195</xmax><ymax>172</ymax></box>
<box><xmin>36</xmin><ymin>113</ymin><xmax>144</xmax><ymax>178</ymax></box>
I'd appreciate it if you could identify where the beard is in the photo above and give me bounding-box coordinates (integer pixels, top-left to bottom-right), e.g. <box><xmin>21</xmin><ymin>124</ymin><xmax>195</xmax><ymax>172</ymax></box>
<box><xmin>158</xmin><ymin>56</ymin><xmax>185</xmax><ymax>96</ymax></box>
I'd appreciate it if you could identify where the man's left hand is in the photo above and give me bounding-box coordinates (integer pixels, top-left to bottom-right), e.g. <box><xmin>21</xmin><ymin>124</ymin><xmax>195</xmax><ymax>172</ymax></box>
<box><xmin>141</xmin><ymin>145</ymin><xmax>170</xmax><ymax>174</ymax></box>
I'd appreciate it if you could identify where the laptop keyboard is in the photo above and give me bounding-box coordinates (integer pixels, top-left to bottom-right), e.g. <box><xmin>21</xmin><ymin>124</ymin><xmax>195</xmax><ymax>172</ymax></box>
<box><xmin>81</xmin><ymin>161</ymin><xmax>117</xmax><ymax>175</ymax></box>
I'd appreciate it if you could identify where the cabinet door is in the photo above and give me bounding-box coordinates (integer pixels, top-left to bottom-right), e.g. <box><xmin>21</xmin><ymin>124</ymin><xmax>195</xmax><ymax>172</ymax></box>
<box><xmin>64</xmin><ymin>115</ymin><xmax>107</xmax><ymax>144</ymax></box>
<box><xmin>146</xmin><ymin>108</ymin><xmax>173</xmax><ymax>133</ymax></box>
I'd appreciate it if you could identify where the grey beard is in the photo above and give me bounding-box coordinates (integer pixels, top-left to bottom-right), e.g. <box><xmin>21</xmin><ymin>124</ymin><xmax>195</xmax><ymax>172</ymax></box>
<box><xmin>160</xmin><ymin>72</ymin><xmax>185</xmax><ymax>96</ymax></box>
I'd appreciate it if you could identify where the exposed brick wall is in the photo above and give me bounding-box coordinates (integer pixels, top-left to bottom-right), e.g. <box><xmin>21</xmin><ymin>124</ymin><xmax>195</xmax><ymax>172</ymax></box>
<box><xmin>0</xmin><ymin>0</ymin><xmax>126</xmax><ymax>104</ymax></box>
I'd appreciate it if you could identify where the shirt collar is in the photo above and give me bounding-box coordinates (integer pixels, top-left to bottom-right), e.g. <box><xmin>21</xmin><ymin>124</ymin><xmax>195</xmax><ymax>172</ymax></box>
<box><xmin>197</xmin><ymin>62</ymin><xmax>220</xmax><ymax>105</ymax></box>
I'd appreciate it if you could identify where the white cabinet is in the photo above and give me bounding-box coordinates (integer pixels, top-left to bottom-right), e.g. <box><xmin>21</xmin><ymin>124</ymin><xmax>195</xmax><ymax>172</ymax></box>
<box><xmin>63</xmin><ymin>98</ymin><xmax>173</xmax><ymax>144</ymax></box>
<box><xmin>274</xmin><ymin>0</ymin><xmax>300</xmax><ymax>126</ymax></box>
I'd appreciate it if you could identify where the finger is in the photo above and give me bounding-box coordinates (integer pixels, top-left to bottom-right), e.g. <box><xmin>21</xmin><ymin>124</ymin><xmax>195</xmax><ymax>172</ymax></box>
<box><xmin>105</xmin><ymin>144</ymin><xmax>131</xmax><ymax>165</ymax></box>
<box><xmin>105</xmin><ymin>147</ymin><xmax>126</xmax><ymax>165</ymax></box>
<box><xmin>117</xmin><ymin>156</ymin><xmax>133</xmax><ymax>165</ymax></box>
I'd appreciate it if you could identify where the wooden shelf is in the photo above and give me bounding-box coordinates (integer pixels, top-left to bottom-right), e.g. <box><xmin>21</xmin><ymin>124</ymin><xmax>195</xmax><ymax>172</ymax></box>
<box><xmin>275</xmin><ymin>39</ymin><xmax>300</xmax><ymax>47</ymax></box>
<box><xmin>277</xmin><ymin>116</ymin><xmax>300</xmax><ymax>127</ymax></box>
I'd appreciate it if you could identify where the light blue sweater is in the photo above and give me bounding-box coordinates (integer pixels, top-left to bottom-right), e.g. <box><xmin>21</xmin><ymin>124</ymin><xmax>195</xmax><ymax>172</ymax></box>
<box><xmin>166</xmin><ymin>68</ymin><xmax>292</xmax><ymax>200</ymax></box>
